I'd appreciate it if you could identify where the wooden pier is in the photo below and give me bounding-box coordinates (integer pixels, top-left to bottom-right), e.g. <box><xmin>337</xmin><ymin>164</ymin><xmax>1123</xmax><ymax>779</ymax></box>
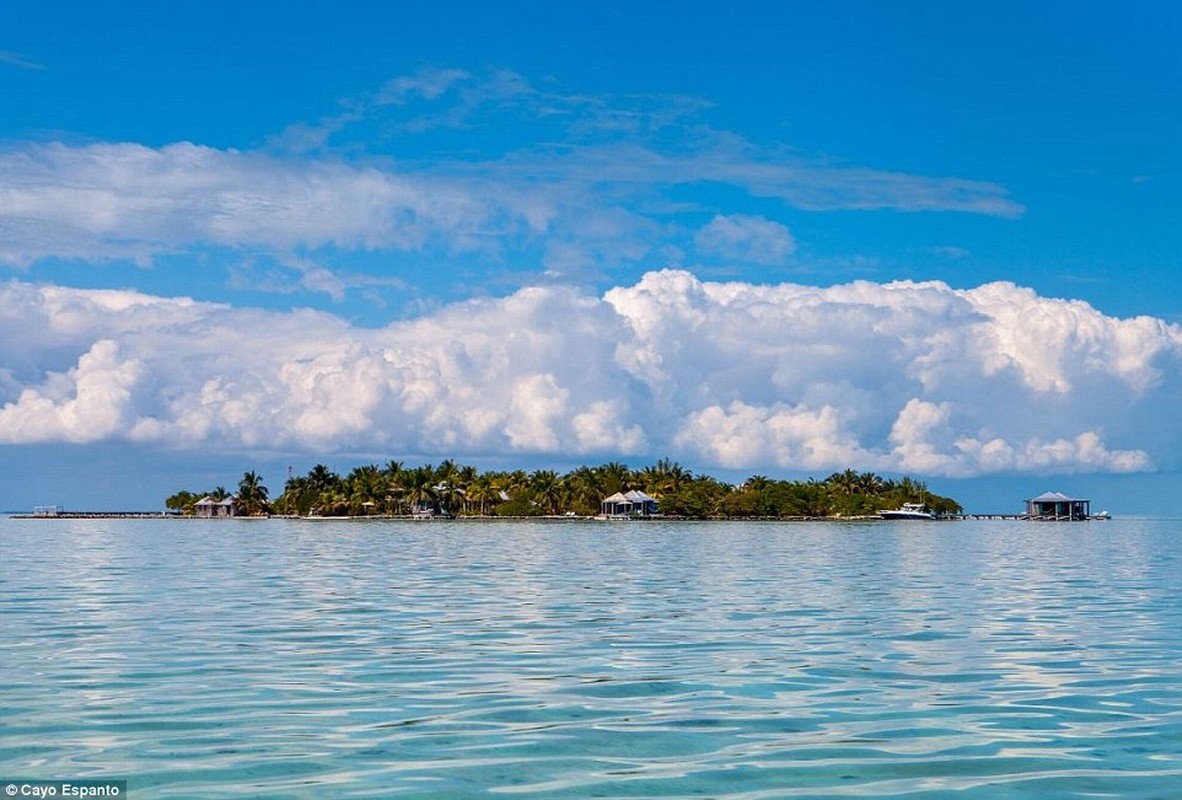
<box><xmin>945</xmin><ymin>513</ymin><xmax>1108</xmax><ymax>521</ymax></box>
<box><xmin>10</xmin><ymin>511</ymin><xmax>180</xmax><ymax>519</ymax></box>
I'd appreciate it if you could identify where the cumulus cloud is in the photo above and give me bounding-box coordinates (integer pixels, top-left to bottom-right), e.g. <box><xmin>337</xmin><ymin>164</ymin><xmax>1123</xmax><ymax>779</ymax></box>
<box><xmin>2</xmin><ymin>271</ymin><xmax>1178</xmax><ymax>477</ymax></box>
<box><xmin>675</xmin><ymin>401</ymin><xmax>879</xmax><ymax>470</ymax></box>
<box><xmin>0</xmin><ymin>339</ymin><xmax>144</xmax><ymax>443</ymax></box>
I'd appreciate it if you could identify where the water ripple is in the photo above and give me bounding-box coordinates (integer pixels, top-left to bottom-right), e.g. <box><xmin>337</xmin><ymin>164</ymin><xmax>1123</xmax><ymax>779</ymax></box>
<box><xmin>2</xmin><ymin>517</ymin><xmax>1181</xmax><ymax>798</ymax></box>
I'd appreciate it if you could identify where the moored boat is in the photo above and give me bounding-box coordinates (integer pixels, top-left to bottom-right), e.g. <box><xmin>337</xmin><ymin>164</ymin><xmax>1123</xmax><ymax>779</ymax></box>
<box><xmin>877</xmin><ymin>502</ymin><xmax>936</xmax><ymax>520</ymax></box>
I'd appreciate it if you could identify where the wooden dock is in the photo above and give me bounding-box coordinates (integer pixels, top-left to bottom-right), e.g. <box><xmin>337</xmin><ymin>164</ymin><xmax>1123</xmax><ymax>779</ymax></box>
<box><xmin>946</xmin><ymin>513</ymin><xmax>1108</xmax><ymax>521</ymax></box>
<box><xmin>10</xmin><ymin>511</ymin><xmax>180</xmax><ymax>519</ymax></box>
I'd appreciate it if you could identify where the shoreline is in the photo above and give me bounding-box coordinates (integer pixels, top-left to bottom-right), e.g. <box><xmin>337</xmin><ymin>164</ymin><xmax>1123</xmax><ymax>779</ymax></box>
<box><xmin>9</xmin><ymin>511</ymin><xmax>1080</xmax><ymax>522</ymax></box>
<box><xmin>8</xmin><ymin>511</ymin><xmax>181</xmax><ymax>519</ymax></box>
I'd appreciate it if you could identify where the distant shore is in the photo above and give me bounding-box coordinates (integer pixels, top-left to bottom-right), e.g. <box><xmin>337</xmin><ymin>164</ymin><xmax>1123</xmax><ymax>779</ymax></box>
<box><xmin>10</xmin><ymin>511</ymin><xmax>1050</xmax><ymax>521</ymax></box>
<box><xmin>9</xmin><ymin>510</ymin><xmax>182</xmax><ymax>519</ymax></box>
<box><xmin>10</xmin><ymin>510</ymin><xmax>883</xmax><ymax>521</ymax></box>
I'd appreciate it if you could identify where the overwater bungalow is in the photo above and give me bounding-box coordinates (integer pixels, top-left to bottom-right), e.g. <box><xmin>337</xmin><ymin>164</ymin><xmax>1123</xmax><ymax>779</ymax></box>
<box><xmin>1025</xmin><ymin>491</ymin><xmax>1092</xmax><ymax>521</ymax></box>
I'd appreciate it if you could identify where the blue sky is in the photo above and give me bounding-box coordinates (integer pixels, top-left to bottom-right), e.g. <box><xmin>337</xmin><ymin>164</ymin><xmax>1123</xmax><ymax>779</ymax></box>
<box><xmin>1</xmin><ymin>1</ymin><xmax>1180</xmax><ymax>513</ymax></box>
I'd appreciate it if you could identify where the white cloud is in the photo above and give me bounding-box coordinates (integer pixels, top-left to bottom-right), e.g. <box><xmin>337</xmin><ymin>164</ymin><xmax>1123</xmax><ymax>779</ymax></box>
<box><xmin>884</xmin><ymin>399</ymin><xmax>1150</xmax><ymax>476</ymax></box>
<box><xmin>0</xmin><ymin>69</ymin><xmax>1024</xmax><ymax>285</ymax></box>
<box><xmin>694</xmin><ymin>214</ymin><xmax>796</xmax><ymax>265</ymax></box>
<box><xmin>0</xmin><ymin>141</ymin><xmax>536</xmax><ymax>268</ymax></box>
<box><xmin>505</xmin><ymin>374</ymin><xmax>569</xmax><ymax>451</ymax></box>
<box><xmin>0</xmin><ymin>51</ymin><xmax>44</xmax><ymax>70</ymax></box>
<box><xmin>675</xmin><ymin>401</ymin><xmax>880</xmax><ymax>470</ymax></box>
<box><xmin>571</xmin><ymin>400</ymin><xmax>648</xmax><ymax>454</ymax></box>
<box><xmin>377</xmin><ymin>66</ymin><xmax>473</xmax><ymax>105</ymax></box>
<box><xmin>2</xmin><ymin>271</ymin><xmax>1179</xmax><ymax>477</ymax></box>
<box><xmin>0</xmin><ymin>339</ymin><xmax>144</xmax><ymax>443</ymax></box>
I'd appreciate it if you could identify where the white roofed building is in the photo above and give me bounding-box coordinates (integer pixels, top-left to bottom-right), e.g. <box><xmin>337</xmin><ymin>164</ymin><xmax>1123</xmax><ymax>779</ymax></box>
<box><xmin>600</xmin><ymin>489</ymin><xmax>659</xmax><ymax>518</ymax></box>
<box><xmin>1025</xmin><ymin>491</ymin><xmax>1091</xmax><ymax>520</ymax></box>
<box><xmin>194</xmin><ymin>495</ymin><xmax>241</xmax><ymax>518</ymax></box>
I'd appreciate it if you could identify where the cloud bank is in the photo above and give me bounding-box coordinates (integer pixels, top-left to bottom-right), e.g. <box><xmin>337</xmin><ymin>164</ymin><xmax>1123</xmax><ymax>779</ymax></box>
<box><xmin>2</xmin><ymin>270</ymin><xmax>1177</xmax><ymax>477</ymax></box>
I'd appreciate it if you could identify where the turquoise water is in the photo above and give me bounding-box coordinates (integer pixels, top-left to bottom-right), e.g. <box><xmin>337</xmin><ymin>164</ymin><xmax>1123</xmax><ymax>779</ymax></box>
<box><xmin>2</xmin><ymin>517</ymin><xmax>1181</xmax><ymax>799</ymax></box>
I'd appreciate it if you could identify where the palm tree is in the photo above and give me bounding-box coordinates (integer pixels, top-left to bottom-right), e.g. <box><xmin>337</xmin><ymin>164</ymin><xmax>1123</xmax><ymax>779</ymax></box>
<box><xmin>301</xmin><ymin>464</ymin><xmax>341</xmax><ymax>515</ymax></box>
<box><xmin>237</xmin><ymin>471</ymin><xmax>269</xmax><ymax>516</ymax></box>
<box><xmin>346</xmin><ymin>464</ymin><xmax>385</xmax><ymax>515</ymax></box>
<box><xmin>403</xmin><ymin>466</ymin><xmax>438</xmax><ymax>515</ymax></box>
<box><xmin>597</xmin><ymin>462</ymin><xmax>632</xmax><ymax>495</ymax></box>
<box><xmin>275</xmin><ymin>475</ymin><xmax>311</xmax><ymax>516</ymax></box>
<box><xmin>896</xmin><ymin>475</ymin><xmax>927</xmax><ymax>503</ymax></box>
<box><xmin>381</xmin><ymin>461</ymin><xmax>405</xmax><ymax>514</ymax></box>
<box><xmin>307</xmin><ymin>464</ymin><xmax>337</xmax><ymax>494</ymax></box>
<box><xmin>640</xmin><ymin>458</ymin><xmax>692</xmax><ymax>496</ymax></box>
<box><xmin>531</xmin><ymin>469</ymin><xmax>563</xmax><ymax>515</ymax></box>
<box><xmin>466</xmin><ymin>475</ymin><xmax>499</xmax><ymax>516</ymax></box>
<box><xmin>856</xmin><ymin>471</ymin><xmax>884</xmax><ymax>496</ymax></box>
<box><xmin>434</xmin><ymin>459</ymin><xmax>458</xmax><ymax>486</ymax></box>
<box><xmin>662</xmin><ymin>459</ymin><xmax>692</xmax><ymax>493</ymax></box>
<box><xmin>435</xmin><ymin>481</ymin><xmax>463</xmax><ymax>517</ymax></box>
<box><xmin>430</xmin><ymin>460</ymin><xmax>474</xmax><ymax>516</ymax></box>
<box><xmin>564</xmin><ymin>465</ymin><xmax>602</xmax><ymax>515</ymax></box>
<box><xmin>827</xmin><ymin>469</ymin><xmax>861</xmax><ymax>496</ymax></box>
<box><xmin>456</xmin><ymin>464</ymin><xmax>478</xmax><ymax>514</ymax></box>
<box><xmin>742</xmin><ymin>475</ymin><xmax>772</xmax><ymax>493</ymax></box>
<box><xmin>318</xmin><ymin>487</ymin><xmax>349</xmax><ymax>517</ymax></box>
<box><xmin>165</xmin><ymin>490</ymin><xmax>202</xmax><ymax>515</ymax></box>
<box><xmin>505</xmin><ymin>469</ymin><xmax>530</xmax><ymax>495</ymax></box>
<box><xmin>802</xmin><ymin>478</ymin><xmax>832</xmax><ymax>517</ymax></box>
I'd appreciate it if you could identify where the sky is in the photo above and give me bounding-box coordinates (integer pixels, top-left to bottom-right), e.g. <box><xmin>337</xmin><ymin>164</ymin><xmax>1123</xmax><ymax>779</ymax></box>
<box><xmin>1</xmin><ymin>1</ymin><xmax>1180</xmax><ymax>513</ymax></box>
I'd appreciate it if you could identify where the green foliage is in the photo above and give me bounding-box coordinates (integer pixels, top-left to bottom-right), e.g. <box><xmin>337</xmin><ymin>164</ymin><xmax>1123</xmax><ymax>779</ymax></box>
<box><xmin>165</xmin><ymin>490</ymin><xmax>203</xmax><ymax>515</ymax></box>
<box><xmin>494</xmin><ymin>493</ymin><xmax>544</xmax><ymax>517</ymax></box>
<box><xmin>171</xmin><ymin>459</ymin><xmax>961</xmax><ymax>519</ymax></box>
<box><xmin>657</xmin><ymin>476</ymin><xmax>731</xmax><ymax>518</ymax></box>
<box><xmin>236</xmin><ymin>471</ymin><xmax>269</xmax><ymax>516</ymax></box>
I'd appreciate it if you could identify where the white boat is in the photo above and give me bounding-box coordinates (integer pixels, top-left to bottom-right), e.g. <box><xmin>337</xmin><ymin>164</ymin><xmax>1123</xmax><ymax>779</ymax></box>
<box><xmin>877</xmin><ymin>502</ymin><xmax>936</xmax><ymax>520</ymax></box>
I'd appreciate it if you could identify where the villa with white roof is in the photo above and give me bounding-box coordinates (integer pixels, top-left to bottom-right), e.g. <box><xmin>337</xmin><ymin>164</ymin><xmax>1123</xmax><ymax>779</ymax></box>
<box><xmin>600</xmin><ymin>489</ymin><xmax>659</xmax><ymax>518</ymax></box>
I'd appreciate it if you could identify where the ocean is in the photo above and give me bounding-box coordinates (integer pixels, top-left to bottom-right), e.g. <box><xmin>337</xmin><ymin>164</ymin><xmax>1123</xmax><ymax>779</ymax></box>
<box><xmin>2</xmin><ymin>516</ymin><xmax>1180</xmax><ymax>798</ymax></box>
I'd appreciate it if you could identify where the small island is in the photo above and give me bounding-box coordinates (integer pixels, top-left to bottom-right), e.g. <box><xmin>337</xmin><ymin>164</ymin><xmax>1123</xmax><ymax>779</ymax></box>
<box><xmin>167</xmin><ymin>460</ymin><xmax>961</xmax><ymax>520</ymax></box>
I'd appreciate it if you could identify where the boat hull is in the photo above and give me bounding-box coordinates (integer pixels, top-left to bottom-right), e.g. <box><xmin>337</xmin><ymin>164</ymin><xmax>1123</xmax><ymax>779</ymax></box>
<box><xmin>877</xmin><ymin>502</ymin><xmax>937</xmax><ymax>520</ymax></box>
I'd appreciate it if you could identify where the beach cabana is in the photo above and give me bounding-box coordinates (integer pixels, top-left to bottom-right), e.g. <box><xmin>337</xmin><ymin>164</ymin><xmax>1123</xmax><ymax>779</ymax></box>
<box><xmin>1025</xmin><ymin>491</ymin><xmax>1091</xmax><ymax>520</ymax></box>
<box><xmin>600</xmin><ymin>489</ymin><xmax>659</xmax><ymax>518</ymax></box>
<box><xmin>194</xmin><ymin>496</ymin><xmax>241</xmax><ymax>518</ymax></box>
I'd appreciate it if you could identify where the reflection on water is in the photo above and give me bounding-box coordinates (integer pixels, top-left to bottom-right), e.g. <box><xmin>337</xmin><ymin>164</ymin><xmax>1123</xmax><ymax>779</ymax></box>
<box><xmin>2</xmin><ymin>517</ymin><xmax>1180</xmax><ymax>798</ymax></box>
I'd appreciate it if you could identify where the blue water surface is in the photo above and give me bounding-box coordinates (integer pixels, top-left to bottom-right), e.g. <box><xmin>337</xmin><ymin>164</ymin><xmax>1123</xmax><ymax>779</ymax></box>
<box><xmin>2</xmin><ymin>517</ymin><xmax>1181</xmax><ymax>798</ymax></box>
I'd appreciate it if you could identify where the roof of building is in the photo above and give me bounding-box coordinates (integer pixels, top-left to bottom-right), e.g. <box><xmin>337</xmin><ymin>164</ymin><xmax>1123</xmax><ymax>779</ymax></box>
<box><xmin>194</xmin><ymin>495</ymin><xmax>236</xmax><ymax>506</ymax></box>
<box><xmin>1029</xmin><ymin>491</ymin><xmax>1087</xmax><ymax>502</ymax></box>
<box><xmin>603</xmin><ymin>490</ymin><xmax>658</xmax><ymax>504</ymax></box>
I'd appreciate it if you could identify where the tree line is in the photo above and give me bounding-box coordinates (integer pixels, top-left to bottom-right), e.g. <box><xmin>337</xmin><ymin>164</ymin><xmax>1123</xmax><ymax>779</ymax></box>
<box><xmin>166</xmin><ymin>460</ymin><xmax>961</xmax><ymax>519</ymax></box>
